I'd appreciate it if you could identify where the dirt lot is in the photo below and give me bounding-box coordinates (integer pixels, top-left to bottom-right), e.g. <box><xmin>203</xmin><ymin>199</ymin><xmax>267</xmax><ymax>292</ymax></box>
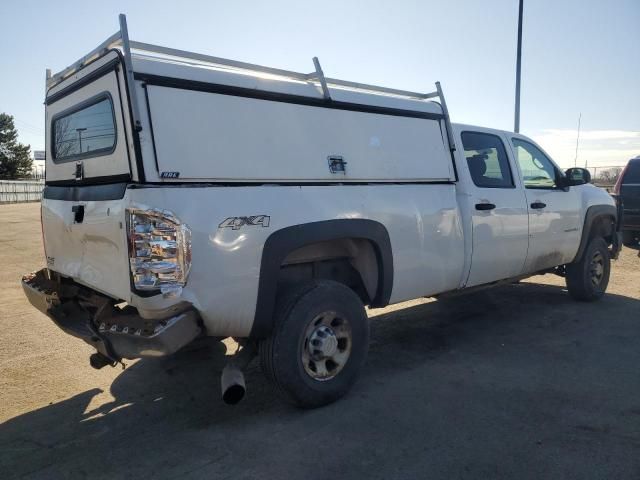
<box><xmin>0</xmin><ymin>202</ymin><xmax>639</xmax><ymax>479</ymax></box>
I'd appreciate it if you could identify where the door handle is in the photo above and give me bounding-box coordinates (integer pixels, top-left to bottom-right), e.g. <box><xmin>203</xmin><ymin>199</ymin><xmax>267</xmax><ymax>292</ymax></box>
<box><xmin>530</xmin><ymin>202</ymin><xmax>547</xmax><ymax>209</ymax></box>
<box><xmin>71</xmin><ymin>204</ymin><xmax>84</xmax><ymax>224</ymax></box>
<box><xmin>475</xmin><ymin>203</ymin><xmax>496</xmax><ymax>211</ymax></box>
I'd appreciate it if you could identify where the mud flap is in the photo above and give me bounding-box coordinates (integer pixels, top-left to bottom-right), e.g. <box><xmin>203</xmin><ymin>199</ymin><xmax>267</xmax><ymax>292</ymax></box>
<box><xmin>611</xmin><ymin>194</ymin><xmax>624</xmax><ymax>259</ymax></box>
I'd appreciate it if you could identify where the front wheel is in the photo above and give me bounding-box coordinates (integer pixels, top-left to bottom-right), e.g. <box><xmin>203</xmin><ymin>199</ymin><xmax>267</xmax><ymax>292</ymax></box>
<box><xmin>565</xmin><ymin>237</ymin><xmax>611</xmax><ymax>301</ymax></box>
<box><xmin>259</xmin><ymin>280</ymin><xmax>369</xmax><ymax>408</ymax></box>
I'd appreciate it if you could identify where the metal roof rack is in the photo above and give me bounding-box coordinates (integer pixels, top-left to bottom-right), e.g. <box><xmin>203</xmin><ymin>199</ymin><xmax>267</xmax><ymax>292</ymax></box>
<box><xmin>126</xmin><ymin>39</ymin><xmax>439</xmax><ymax>101</ymax></box>
<box><xmin>47</xmin><ymin>15</ymin><xmax>446</xmax><ymax>100</ymax></box>
<box><xmin>46</xmin><ymin>14</ymin><xmax>456</xmax><ymax>151</ymax></box>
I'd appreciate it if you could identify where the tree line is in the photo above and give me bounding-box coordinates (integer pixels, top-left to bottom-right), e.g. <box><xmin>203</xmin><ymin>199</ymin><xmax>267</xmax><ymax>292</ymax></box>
<box><xmin>0</xmin><ymin>113</ymin><xmax>33</xmax><ymax>179</ymax></box>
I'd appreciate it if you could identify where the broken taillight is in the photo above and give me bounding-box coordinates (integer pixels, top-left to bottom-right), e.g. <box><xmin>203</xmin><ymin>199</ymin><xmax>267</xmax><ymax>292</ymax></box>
<box><xmin>126</xmin><ymin>208</ymin><xmax>192</xmax><ymax>296</ymax></box>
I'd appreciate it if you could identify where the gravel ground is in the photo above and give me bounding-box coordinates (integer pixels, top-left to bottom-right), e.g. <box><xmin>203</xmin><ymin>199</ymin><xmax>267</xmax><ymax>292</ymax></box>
<box><xmin>0</xmin><ymin>202</ymin><xmax>639</xmax><ymax>479</ymax></box>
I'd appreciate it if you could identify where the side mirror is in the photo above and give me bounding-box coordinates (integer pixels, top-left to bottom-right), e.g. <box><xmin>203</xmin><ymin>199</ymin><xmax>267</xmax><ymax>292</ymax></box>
<box><xmin>563</xmin><ymin>167</ymin><xmax>591</xmax><ymax>186</ymax></box>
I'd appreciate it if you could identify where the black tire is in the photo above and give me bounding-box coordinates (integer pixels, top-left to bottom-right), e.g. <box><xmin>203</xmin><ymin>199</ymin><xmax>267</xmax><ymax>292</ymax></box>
<box><xmin>622</xmin><ymin>231</ymin><xmax>639</xmax><ymax>247</ymax></box>
<box><xmin>259</xmin><ymin>280</ymin><xmax>369</xmax><ymax>408</ymax></box>
<box><xmin>565</xmin><ymin>237</ymin><xmax>611</xmax><ymax>301</ymax></box>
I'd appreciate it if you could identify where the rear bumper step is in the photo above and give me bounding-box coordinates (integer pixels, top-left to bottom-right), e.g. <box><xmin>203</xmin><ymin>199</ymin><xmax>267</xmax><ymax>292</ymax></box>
<box><xmin>22</xmin><ymin>269</ymin><xmax>201</xmax><ymax>361</ymax></box>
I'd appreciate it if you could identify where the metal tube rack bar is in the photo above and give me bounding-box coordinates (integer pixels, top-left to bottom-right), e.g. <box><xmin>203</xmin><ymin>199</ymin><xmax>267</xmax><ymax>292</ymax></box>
<box><xmin>47</xmin><ymin>15</ymin><xmax>443</xmax><ymax>102</ymax></box>
<box><xmin>46</xmin><ymin>14</ymin><xmax>455</xmax><ymax>151</ymax></box>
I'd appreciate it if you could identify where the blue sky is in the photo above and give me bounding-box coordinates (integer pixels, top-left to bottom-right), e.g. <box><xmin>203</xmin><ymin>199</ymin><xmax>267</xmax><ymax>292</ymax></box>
<box><xmin>1</xmin><ymin>0</ymin><xmax>638</xmax><ymax>167</ymax></box>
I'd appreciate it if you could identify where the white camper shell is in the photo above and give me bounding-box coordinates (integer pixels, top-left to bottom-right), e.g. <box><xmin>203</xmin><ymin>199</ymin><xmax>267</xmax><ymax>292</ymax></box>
<box><xmin>45</xmin><ymin>17</ymin><xmax>456</xmax><ymax>185</ymax></box>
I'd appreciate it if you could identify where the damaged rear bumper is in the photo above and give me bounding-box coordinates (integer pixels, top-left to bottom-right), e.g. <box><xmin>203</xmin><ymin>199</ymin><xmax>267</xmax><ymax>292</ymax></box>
<box><xmin>22</xmin><ymin>269</ymin><xmax>201</xmax><ymax>361</ymax></box>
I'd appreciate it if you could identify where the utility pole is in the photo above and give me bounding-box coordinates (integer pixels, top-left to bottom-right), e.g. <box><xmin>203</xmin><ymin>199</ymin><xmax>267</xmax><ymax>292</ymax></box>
<box><xmin>514</xmin><ymin>0</ymin><xmax>524</xmax><ymax>133</ymax></box>
<box><xmin>76</xmin><ymin>127</ymin><xmax>87</xmax><ymax>154</ymax></box>
<box><xmin>574</xmin><ymin>113</ymin><xmax>581</xmax><ymax>167</ymax></box>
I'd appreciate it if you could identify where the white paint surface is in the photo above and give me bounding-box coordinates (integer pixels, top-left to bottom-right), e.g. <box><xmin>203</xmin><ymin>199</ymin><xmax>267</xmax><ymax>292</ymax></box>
<box><xmin>146</xmin><ymin>85</ymin><xmax>454</xmax><ymax>182</ymax></box>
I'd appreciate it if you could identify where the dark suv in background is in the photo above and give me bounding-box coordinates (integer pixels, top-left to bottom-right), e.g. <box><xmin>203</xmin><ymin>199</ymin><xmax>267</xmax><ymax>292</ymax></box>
<box><xmin>614</xmin><ymin>156</ymin><xmax>640</xmax><ymax>247</ymax></box>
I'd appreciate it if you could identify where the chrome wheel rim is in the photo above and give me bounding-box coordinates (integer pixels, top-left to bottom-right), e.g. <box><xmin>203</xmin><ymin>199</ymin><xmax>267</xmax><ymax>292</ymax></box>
<box><xmin>302</xmin><ymin>311</ymin><xmax>352</xmax><ymax>381</ymax></box>
<box><xmin>589</xmin><ymin>251</ymin><xmax>605</xmax><ymax>287</ymax></box>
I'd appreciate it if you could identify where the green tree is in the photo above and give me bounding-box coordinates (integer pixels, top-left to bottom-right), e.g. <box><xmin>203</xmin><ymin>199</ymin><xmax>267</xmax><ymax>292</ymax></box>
<box><xmin>0</xmin><ymin>113</ymin><xmax>33</xmax><ymax>179</ymax></box>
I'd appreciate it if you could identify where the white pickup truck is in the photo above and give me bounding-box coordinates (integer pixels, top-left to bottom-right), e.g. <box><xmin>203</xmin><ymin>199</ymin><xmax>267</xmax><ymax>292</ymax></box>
<box><xmin>23</xmin><ymin>16</ymin><xmax>622</xmax><ymax>408</ymax></box>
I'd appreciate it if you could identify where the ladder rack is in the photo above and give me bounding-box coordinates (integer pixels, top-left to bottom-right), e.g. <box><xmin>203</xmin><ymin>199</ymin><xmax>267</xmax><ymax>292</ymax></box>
<box><xmin>46</xmin><ymin>14</ymin><xmax>456</xmax><ymax>151</ymax></box>
<box><xmin>47</xmin><ymin>15</ymin><xmax>445</xmax><ymax>101</ymax></box>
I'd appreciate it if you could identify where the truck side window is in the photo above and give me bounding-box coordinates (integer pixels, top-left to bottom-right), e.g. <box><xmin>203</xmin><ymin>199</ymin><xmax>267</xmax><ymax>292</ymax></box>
<box><xmin>512</xmin><ymin>139</ymin><xmax>558</xmax><ymax>189</ymax></box>
<box><xmin>461</xmin><ymin>132</ymin><xmax>514</xmax><ymax>188</ymax></box>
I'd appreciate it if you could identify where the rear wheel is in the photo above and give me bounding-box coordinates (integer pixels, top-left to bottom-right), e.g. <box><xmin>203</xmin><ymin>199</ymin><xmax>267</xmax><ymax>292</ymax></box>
<box><xmin>259</xmin><ymin>280</ymin><xmax>369</xmax><ymax>408</ymax></box>
<box><xmin>565</xmin><ymin>237</ymin><xmax>610</xmax><ymax>301</ymax></box>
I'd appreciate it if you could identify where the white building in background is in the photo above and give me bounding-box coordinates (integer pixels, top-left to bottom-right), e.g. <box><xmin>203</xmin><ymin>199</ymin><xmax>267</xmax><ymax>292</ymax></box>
<box><xmin>32</xmin><ymin>151</ymin><xmax>45</xmax><ymax>179</ymax></box>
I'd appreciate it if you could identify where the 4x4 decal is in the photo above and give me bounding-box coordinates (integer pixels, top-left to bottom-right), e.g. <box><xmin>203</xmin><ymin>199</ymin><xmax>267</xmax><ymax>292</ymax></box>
<box><xmin>219</xmin><ymin>215</ymin><xmax>271</xmax><ymax>230</ymax></box>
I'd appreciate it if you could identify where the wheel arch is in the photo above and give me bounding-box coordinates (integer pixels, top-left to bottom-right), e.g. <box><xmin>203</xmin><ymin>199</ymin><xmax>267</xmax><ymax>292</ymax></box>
<box><xmin>572</xmin><ymin>204</ymin><xmax>617</xmax><ymax>262</ymax></box>
<box><xmin>250</xmin><ymin>219</ymin><xmax>393</xmax><ymax>338</ymax></box>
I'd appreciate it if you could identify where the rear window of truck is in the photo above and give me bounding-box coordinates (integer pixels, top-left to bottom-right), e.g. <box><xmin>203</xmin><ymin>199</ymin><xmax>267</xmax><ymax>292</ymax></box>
<box><xmin>622</xmin><ymin>161</ymin><xmax>640</xmax><ymax>184</ymax></box>
<box><xmin>52</xmin><ymin>93</ymin><xmax>116</xmax><ymax>162</ymax></box>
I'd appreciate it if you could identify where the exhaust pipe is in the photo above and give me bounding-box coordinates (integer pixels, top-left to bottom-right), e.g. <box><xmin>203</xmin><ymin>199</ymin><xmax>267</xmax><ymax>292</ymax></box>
<box><xmin>221</xmin><ymin>341</ymin><xmax>256</xmax><ymax>405</ymax></box>
<box><xmin>221</xmin><ymin>364</ymin><xmax>247</xmax><ymax>405</ymax></box>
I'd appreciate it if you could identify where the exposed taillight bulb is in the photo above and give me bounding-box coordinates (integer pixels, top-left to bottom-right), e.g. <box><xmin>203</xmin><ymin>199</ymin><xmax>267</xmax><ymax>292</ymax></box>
<box><xmin>126</xmin><ymin>208</ymin><xmax>192</xmax><ymax>297</ymax></box>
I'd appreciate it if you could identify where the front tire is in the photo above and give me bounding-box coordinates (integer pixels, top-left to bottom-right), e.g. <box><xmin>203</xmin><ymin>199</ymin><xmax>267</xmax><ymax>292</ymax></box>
<box><xmin>565</xmin><ymin>237</ymin><xmax>611</xmax><ymax>301</ymax></box>
<box><xmin>259</xmin><ymin>280</ymin><xmax>369</xmax><ymax>408</ymax></box>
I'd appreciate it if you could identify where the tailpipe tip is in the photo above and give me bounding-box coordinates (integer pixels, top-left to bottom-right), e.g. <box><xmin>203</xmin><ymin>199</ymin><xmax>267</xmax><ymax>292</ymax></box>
<box><xmin>221</xmin><ymin>366</ymin><xmax>246</xmax><ymax>405</ymax></box>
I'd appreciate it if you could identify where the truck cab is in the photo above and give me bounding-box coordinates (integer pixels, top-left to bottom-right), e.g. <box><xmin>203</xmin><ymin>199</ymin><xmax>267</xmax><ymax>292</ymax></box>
<box><xmin>614</xmin><ymin>156</ymin><xmax>640</xmax><ymax>246</ymax></box>
<box><xmin>452</xmin><ymin>124</ymin><xmax>618</xmax><ymax>288</ymax></box>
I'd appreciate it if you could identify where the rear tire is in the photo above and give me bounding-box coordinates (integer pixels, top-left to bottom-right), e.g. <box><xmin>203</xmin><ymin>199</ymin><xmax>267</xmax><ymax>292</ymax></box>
<box><xmin>565</xmin><ymin>237</ymin><xmax>610</xmax><ymax>301</ymax></box>
<box><xmin>259</xmin><ymin>280</ymin><xmax>369</xmax><ymax>408</ymax></box>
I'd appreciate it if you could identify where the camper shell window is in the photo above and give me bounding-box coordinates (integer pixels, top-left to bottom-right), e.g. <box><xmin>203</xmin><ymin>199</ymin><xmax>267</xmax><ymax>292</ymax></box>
<box><xmin>51</xmin><ymin>93</ymin><xmax>117</xmax><ymax>162</ymax></box>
